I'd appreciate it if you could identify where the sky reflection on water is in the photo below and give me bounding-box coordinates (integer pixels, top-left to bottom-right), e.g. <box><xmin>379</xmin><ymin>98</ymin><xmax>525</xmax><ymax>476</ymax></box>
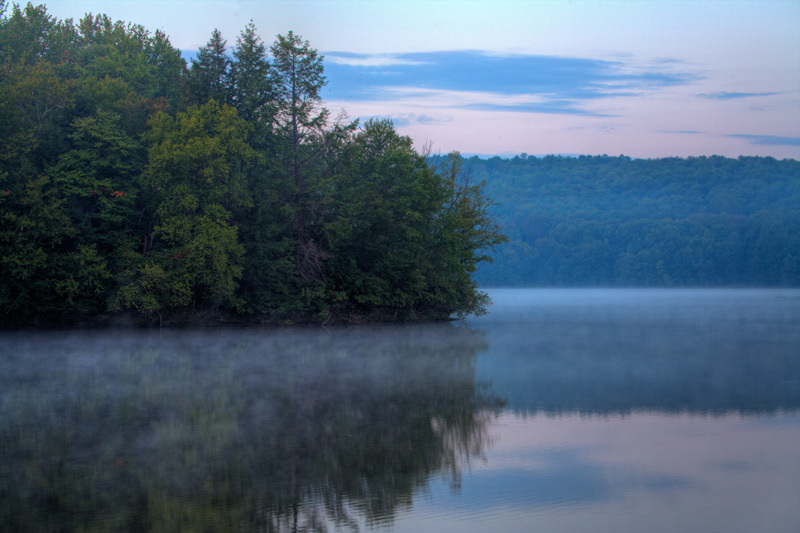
<box><xmin>395</xmin><ymin>411</ymin><xmax>800</xmax><ymax>533</ymax></box>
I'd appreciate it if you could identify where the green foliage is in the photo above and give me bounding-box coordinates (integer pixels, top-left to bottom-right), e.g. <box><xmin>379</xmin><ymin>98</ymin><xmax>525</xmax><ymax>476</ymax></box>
<box><xmin>327</xmin><ymin>121</ymin><xmax>506</xmax><ymax>320</ymax></box>
<box><xmin>143</xmin><ymin>100</ymin><xmax>254</xmax><ymax>210</ymax></box>
<box><xmin>269</xmin><ymin>30</ymin><xmax>338</xmax><ymax>297</ymax></box>
<box><xmin>328</xmin><ymin>120</ymin><xmax>438</xmax><ymax>314</ymax></box>
<box><xmin>186</xmin><ymin>28</ymin><xmax>231</xmax><ymax>106</ymax></box>
<box><xmin>114</xmin><ymin>206</ymin><xmax>244</xmax><ymax>315</ymax></box>
<box><xmin>229</xmin><ymin>22</ymin><xmax>271</xmax><ymax>124</ymax></box>
<box><xmin>52</xmin><ymin>110</ymin><xmax>142</xmax><ymax>236</ymax></box>
<box><xmin>72</xmin><ymin>12</ymin><xmax>184</xmax><ymax>138</ymax></box>
<box><xmin>0</xmin><ymin>176</ymin><xmax>77</xmax><ymax>321</ymax></box>
<box><xmin>271</xmin><ymin>30</ymin><xmax>328</xmax><ymax>142</ymax></box>
<box><xmin>431</xmin><ymin>153</ymin><xmax>508</xmax><ymax>315</ymax></box>
<box><xmin>113</xmin><ymin>101</ymin><xmax>253</xmax><ymax>316</ymax></box>
<box><xmin>0</xmin><ymin>2</ymin><xmax>78</xmax><ymax>66</ymax></box>
<box><xmin>458</xmin><ymin>154</ymin><xmax>800</xmax><ymax>287</ymax></box>
<box><xmin>0</xmin><ymin>5</ymin><xmax>504</xmax><ymax>325</ymax></box>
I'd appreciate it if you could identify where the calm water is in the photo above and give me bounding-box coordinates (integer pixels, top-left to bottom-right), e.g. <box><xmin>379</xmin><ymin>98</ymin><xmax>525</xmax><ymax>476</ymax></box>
<box><xmin>1</xmin><ymin>289</ymin><xmax>799</xmax><ymax>532</ymax></box>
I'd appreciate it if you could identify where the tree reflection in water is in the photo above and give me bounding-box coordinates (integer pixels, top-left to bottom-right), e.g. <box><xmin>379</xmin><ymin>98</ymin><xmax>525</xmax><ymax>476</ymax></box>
<box><xmin>0</xmin><ymin>325</ymin><xmax>504</xmax><ymax>532</ymax></box>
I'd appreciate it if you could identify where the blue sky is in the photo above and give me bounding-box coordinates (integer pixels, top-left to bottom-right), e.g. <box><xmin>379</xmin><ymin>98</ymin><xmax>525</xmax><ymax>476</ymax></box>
<box><xmin>42</xmin><ymin>0</ymin><xmax>800</xmax><ymax>159</ymax></box>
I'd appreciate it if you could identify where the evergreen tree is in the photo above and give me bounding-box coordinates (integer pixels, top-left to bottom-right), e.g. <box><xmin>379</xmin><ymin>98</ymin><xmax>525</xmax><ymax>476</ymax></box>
<box><xmin>270</xmin><ymin>31</ymin><xmax>332</xmax><ymax>285</ymax></box>
<box><xmin>271</xmin><ymin>30</ymin><xmax>328</xmax><ymax>184</ymax></box>
<box><xmin>188</xmin><ymin>28</ymin><xmax>231</xmax><ymax>106</ymax></box>
<box><xmin>229</xmin><ymin>22</ymin><xmax>271</xmax><ymax>124</ymax></box>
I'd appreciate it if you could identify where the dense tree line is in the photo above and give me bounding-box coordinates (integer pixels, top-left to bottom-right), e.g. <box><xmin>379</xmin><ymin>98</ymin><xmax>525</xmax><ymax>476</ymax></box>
<box><xmin>458</xmin><ymin>154</ymin><xmax>800</xmax><ymax>287</ymax></box>
<box><xmin>0</xmin><ymin>2</ymin><xmax>505</xmax><ymax>325</ymax></box>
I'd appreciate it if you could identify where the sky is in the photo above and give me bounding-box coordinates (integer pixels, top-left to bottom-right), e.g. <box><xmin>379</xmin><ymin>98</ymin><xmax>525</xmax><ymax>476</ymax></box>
<box><xmin>40</xmin><ymin>0</ymin><xmax>800</xmax><ymax>159</ymax></box>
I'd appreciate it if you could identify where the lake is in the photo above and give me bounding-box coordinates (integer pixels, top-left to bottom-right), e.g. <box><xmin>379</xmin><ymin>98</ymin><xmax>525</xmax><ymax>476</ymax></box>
<box><xmin>1</xmin><ymin>289</ymin><xmax>799</xmax><ymax>532</ymax></box>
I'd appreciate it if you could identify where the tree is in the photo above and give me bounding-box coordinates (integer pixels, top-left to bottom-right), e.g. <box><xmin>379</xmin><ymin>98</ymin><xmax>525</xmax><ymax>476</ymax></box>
<box><xmin>271</xmin><ymin>31</ymin><xmax>328</xmax><ymax>181</ymax></box>
<box><xmin>327</xmin><ymin>121</ymin><xmax>506</xmax><ymax>320</ymax></box>
<box><xmin>0</xmin><ymin>1</ymin><xmax>78</xmax><ymax>66</ymax></box>
<box><xmin>75</xmin><ymin>13</ymin><xmax>184</xmax><ymax>132</ymax></box>
<box><xmin>1</xmin><ymin>24</ymin><xmax>77</xmax><ymax>176</ymax></box>
<box><xmin>48</xmin><ymin>110</ymin><xmax>142</xmax><ymax>312</ymax></box>
<box><xmin>188</xmin><ymin>28</ymin><xmax>231</xmax><ymax>106</ymax></box>
<box><xmin>52</xmin><ymin>110</ymin><xmax>142</xmax><ymax>238</ymax></box>
<box><xmin>113</xmin><ymin>101</ymin><xmax>255</xmax><ymax>317</ymax></box>
<box><xmin>229</xmin><ymin>22</ymin><xmax>271</xmax><ymax>124</ymax></box>
<box><xmin>0</xmin><ymin>176</ymin><xmax>78</xmax><ymax>322</ymax></box>
<box><xmin>270</xmin><ymin>31</ymin><xmax>332</xmax><ymax>285</ymax></box>
<box><xmin>427</xmin><ymin>152</ymin><xmax>507</xmax><ymax>316</ymax></box>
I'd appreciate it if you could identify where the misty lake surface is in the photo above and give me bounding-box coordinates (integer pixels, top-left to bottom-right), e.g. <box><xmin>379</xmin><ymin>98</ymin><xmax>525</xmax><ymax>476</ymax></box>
<box><xmin>2</xmin><ymin>289</ymin><xmax>799</xmax><ymax>532</ymax></box>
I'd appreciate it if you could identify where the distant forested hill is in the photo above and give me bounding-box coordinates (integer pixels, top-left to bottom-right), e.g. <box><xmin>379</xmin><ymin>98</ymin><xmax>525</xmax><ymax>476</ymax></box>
<box><xmin>443</xmin><ymin>154</ymin><xmax>800</xmax><ymax>287</ymax></box>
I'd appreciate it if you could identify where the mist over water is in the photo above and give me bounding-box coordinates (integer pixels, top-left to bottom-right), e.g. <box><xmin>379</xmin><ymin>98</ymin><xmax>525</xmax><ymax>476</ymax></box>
<box><xmin>2</xmin><ymin>289</ymin><xmax>799</xmax><ymax>532</ymax></box>
<box><xmin>1</xmin><ymin>325</ymin><xmax>498</xmax><ymax>531</ymax></box>
<box><xmin>470</xmin><ymin>289</ymin><xmax>800</xmax><ymax>415</ymax></box>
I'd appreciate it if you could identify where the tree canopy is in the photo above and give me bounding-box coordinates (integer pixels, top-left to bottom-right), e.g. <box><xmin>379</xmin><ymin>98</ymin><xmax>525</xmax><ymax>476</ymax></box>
<box><xmin>457</xmin><ymin>154</ymin><xmax>800</xmax><ymax>287</ymax></box>
<box><xmin>0</xmin><ymin>3</ymin><xmax>506</xmax><ymax>325</ymax></box>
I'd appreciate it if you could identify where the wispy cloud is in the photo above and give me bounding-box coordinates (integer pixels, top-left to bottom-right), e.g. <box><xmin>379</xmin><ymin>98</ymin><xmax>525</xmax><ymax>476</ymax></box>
<box><xmin>367</xmin><ymin>113</ymin><xmax>452</xmax><ymax>127</ymax></box>
<box><xmin>367</xmin><ymin>86</ymin><xmax>615</xmax><ymax>116</ymax></box>
<box><xmin>464</xmin><ymin>101</ymin><xmax>613</xmax><ymax>116</ymax></box>
<box><xmin>699</xmin><ymin>91</ymin><xmax>781</xmax><ymax>100</ymax></box>
<box><xmin>324</xmin><ymin>52</ymin><xmax>426</xmax><ymax>68</ymax></box>
<box><xmin>663</xmin><ymin>130</ymin><xmax>704</xmax><ymax>135</ymax></box>
<box><xmin>728</xmin><ymin>134</ymin><xmax>800</xmax><ymax>146</ymax></box>
<box><xmin>323</xmin><ymin>50</ymin><xmax>700</xmax><ymax>116</ymax></box>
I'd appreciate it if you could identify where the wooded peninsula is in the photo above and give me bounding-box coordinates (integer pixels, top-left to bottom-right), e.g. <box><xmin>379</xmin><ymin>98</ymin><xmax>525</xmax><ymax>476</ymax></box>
<box><xmin>0</xmin><ymin>3</ymin><xmax>506</xmax><ymax>325</ymax></box>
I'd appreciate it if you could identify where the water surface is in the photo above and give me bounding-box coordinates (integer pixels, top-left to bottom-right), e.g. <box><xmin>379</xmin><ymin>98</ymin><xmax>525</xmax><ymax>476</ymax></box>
<box><xmin>1</xmin><ymin>289</ymin><xmax>798</xmax><ymax>532</ymax></box>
